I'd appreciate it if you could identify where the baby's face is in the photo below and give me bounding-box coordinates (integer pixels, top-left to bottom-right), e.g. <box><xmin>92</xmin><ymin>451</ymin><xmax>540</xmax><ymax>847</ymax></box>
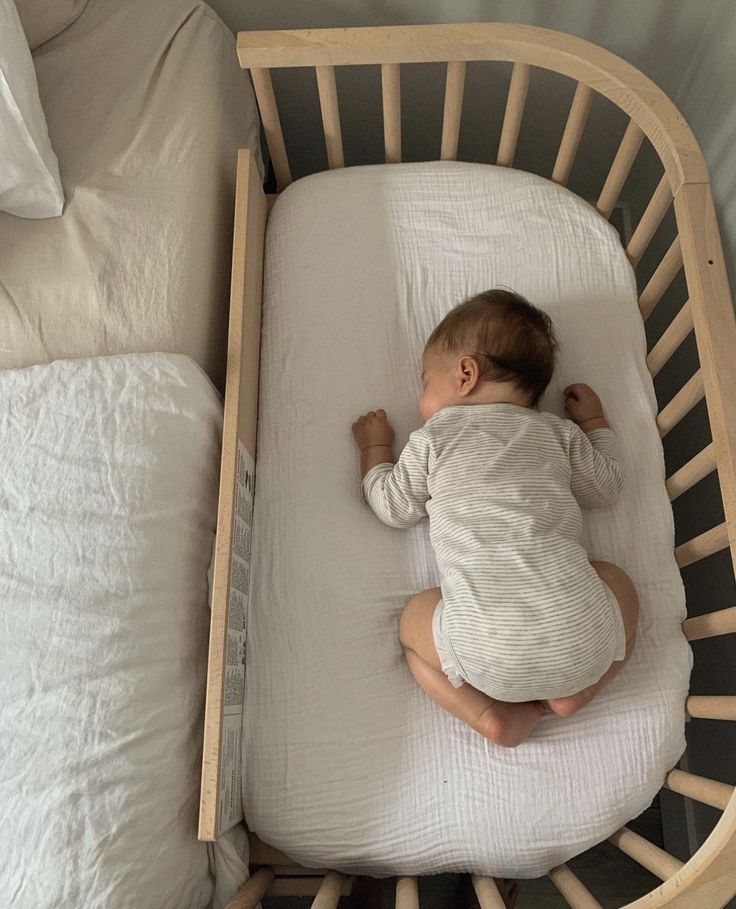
<box><xmin>419</xmin><ymin>349</ymin><xmax>459</xmax><ymax>421</ymax></box>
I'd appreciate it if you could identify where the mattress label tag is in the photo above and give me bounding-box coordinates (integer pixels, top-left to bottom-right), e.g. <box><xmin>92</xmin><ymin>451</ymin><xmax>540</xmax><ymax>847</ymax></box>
<box><xmin>219</xmin><ymin>440</ymin><xmax>255</xmax><ymax>831</ymax></box>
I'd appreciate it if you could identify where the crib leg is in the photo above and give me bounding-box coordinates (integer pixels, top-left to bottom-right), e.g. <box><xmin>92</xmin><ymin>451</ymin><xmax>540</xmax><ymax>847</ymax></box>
<box><xmin>225</xmin><ymin>867</ymin><xmax>275</xmax><ymax>909</ymax></box>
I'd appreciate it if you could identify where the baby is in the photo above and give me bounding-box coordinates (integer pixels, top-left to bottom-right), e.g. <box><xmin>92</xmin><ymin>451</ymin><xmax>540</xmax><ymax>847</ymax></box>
<box><xmin>352</xmin><ymin>289</ymin><xmax>639</xmax><ymax>748</ymax></box>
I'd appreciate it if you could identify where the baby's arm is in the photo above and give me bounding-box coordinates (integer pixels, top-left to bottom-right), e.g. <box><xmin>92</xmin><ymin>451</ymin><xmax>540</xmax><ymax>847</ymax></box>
<box><xmin>565</xmin><ymin>383</ymin><xmax>624</xmax><ymax>507</ymax></box>
<box><xmin>352</xmin><ymin>409</ymin><xmax>430</xmax><ymax>528</ymax></box>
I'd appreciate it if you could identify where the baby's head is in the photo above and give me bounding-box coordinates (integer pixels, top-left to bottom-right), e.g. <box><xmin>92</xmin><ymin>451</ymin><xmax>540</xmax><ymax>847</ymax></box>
<box><xmin>419</xmin><ymin>289</ymin><xmax>557</xmax><ymax>420</ymax></box>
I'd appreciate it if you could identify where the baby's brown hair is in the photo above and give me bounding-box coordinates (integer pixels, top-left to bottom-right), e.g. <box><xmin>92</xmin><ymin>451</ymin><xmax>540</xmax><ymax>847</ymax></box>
<box><xmin>425</xmin><ymin>288</ymin><xmax>557</xmax><ymax>406</ymax></box>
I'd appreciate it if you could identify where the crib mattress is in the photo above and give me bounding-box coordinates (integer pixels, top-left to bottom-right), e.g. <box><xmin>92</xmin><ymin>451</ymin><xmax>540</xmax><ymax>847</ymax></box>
<box><xmin>244</xmin><ymin>162</ymin><xmax>692</xmax><ymax>877</ymax></box>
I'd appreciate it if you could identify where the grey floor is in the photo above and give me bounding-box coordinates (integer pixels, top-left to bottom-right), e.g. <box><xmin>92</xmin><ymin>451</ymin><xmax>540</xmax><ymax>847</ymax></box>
<box><xmin>262</xmin><ymin>798</ymin><xmax>663</xmax><ymax>909</ymax></box>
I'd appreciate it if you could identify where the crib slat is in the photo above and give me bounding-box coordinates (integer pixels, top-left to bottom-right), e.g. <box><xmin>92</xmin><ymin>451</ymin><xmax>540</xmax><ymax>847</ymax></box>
<box><xmin>608</xmin><ymin>827</ymin><xmax>684</xmax><ymax>881</ymax></box>
<box><xmin>226</xmin><ymin>868</ymin><xmax>276</xmax><ymax>909</ymax></box>
<box><xmin>395</xmin><ymin>877</ymin><xmax>419</xmax><ymax>909</ymax></box>
<box><xmin>626</xmin><ymin>174</ymin><xmax>673</xmax><ymax>266</ymax></box>
<box><xmin>497</xmin><ymin>62</ymin><xmax>531</xmax><ymax>167</ymax></box>
<box><xmin>382</xmin><ymin>63</ymin><xmax>401</xmax><ymax>163</ymax></box>
<box><xmin>316</xmin><ymin>65</ymin><xmax>345</xmax><ymax>170</ymax></box>
<box><xmin>664</xmin><ymin>768</ymin><xmax>735</xmax><ymax>810</ymax></box>
<box><xmin>687</xmin><ymin>696</ymin><xmax>736</xmax><ymax>721</ymax></box>
<box><xmin>683</xmin><ymin>605</ymin><xmax>736</xmax><ymax>641</ymax></box>
<box><xmin>596</xmin><ymin>119</ymin><xmax>645</xmax><ymax>219</ymax></box>
<box><xmin>311</xmin><ymin>872</ymin><xmax>347</xmax><ymax>909</ymax></box>
<box><xmin>548</xmin><ymin>864</ymin><xmax>604</xmax><ymax>909</ymax></box>
<box><xmin>250</xmin><ymin>68</ymin><xmax>291</xmax><ymax>191</ymax></box>
<box><xmin>656</xmin><ymin>368</ymin><xmax>704</xmax><ymax>437</ymax></box>
<box><xmin>551</xmin><ymin>82</ymin><xmax>594</xmax><ymax>186</ymax></box>
<box><xmin>675</xmin><ymin>522</ymin><xmax>730</xmax><ymax>568</ymax></box>
<box><xmin>471</xmin><ymin>875</ymin><xmax>507</xmax><ymax>909</ymax></box>
<box><xmin>647</xmin><ymin>300</ymin><xmax>693</xmax><ymax>377</ymax></box>
<box><xmin>639</xmin><ymin>236</ymin><xmax>683</xmax><ymax>320</ymax></box>
<box><xmin>440</xmin><ymin>61</ymin><xmax>466</xmax><ymax>160</ymax></box>
<box><xmin>666</xmin><ymin>442</ymin><xmax>716</xmax><ymax>501</ymax></box>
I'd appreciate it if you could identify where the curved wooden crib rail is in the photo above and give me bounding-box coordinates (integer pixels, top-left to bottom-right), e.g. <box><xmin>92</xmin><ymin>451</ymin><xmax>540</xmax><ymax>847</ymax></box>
<box><xmin>217</xmin><ymin>22</ymin><xmax>736</xmax><ymax>909</ymax></box>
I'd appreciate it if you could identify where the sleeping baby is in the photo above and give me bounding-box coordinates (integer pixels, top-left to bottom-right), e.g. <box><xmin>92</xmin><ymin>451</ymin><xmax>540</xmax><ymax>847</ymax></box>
<box><xmin>351</xmin><ymin>289</ymin><xmax>639</xmax><ymax>748</ymax></box>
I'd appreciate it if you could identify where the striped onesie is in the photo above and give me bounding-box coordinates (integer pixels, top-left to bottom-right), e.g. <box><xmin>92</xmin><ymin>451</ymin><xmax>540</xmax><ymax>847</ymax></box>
<box><xmin>362</xmin><ymin>403</ymin><xmax>626</xmax><ymax>702</ymax></box>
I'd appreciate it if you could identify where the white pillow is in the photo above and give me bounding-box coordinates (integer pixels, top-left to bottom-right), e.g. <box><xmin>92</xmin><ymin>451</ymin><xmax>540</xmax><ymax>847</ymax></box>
<box><xmin>0</xmin><ymin>353</ymin><xmax>222</xmax><ymax>908</ymax></box>
<box><xmin>0</xmin><ymin>0</ymin><xmax>64</xmax><ymax>217</ymax></box>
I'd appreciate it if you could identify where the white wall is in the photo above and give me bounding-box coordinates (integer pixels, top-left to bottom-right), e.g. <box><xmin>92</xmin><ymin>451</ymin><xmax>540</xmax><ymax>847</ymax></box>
<box><xmin>672</xmin><ymin>0</ymin><xmax>735</xmax><ymax>283</ymax></box>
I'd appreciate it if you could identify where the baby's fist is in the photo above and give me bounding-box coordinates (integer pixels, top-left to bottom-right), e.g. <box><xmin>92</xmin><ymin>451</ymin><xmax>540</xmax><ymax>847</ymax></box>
<box><xmin>352</xmin><ymin>409</ymin><xmax>395</xmax><ymax>450</ymax></box>
<box><xmin>563</xmin><ymin>383</ymin><xmax>605</xmax><ymax>426</ymax></box>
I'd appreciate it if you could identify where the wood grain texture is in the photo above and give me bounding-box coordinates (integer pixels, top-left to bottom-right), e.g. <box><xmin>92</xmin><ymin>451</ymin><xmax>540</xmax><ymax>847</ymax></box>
<box><xmin>250</xmin><ymin>68</ymin><xmax>291</xmax><ymax>190</ymax></box>
<box><xmin>551</xmin><ymin>81</ymin><xmax>594</xmax><ymax>186</ymax></box>
<box><xmin>627</xmin><ymin>174</ymin><xmax>674</xmax><ymax>265</ymax></box>
<box><xmin>666</xmin><ymin>442</ymin><xmax>716</xmax><ymax>501</ymax></box>
<box><xmin>381</xmin><ymin>63</ymin><xmax>401</xmax><ymax>163</ymax></box>
<box><xmin>198</xmin><ymin>149</ymin><xmax>266</xmax><ymax>841</ymax></box>
<box><xmin>596</xmin><ymin>119</ymin><xmax>645</xmax><ymax>218</ymax></box>
<box><xmin>683</xmin><ymin>605</ymin><xmax>736</xmax><ymax>641</ymax></box>
<box><xmin>311</xmin><ymin>872</ymin><xmax>347</xmax><ymax>909</ymax></box>
<box><xmin>440</xmin><ymin>60</ymin><xmax>466</xmax><ymax>160</ymax></box>
<box><xmin>235</xmin><ymin>23</ymin><xmax>708</xmax><ymax>190</ymax></box>
<box><xmin>674</xmin><ymin>183</ymin><xmax>736</xmax><ymax>587</ymax></box>
<box><xmin>471</xmin><ymin>875</ymin><xmax>508</xmax><ymax>909</ymax></box>
<box><xmin>608</xmin><ymin>828</ymin><xmax>684</xmax><ymax>881</ymax></box>
<box><xmin>639</xmin><ymin>236</ymin><xmax>683</xmax><ymax>320</ymax></box>
<box><xmin>548</xmin><ymin>864</ymin><xmax>604</xmax><ymax>908</ymax></box>
<box><xmin>687</xmin><ymin>696</ymin><xmax>736</xmax><ymax>721</ymax></box>
<box><xmin>395</xmin><ymin>877</ymin><xmax>419</xmax><ymax>909</ymax></box>
<box><xmin>675</xmin><ymin>521</ymin><xmax>729</xmax><ymax>568</ymax></box>
<box><xmin>647</xmin><ymin>300</ymin><xmax>693</xmax><ymax>378</ymax></box>
<box><xmin>657</xmin><ymin>368</ymin><xmax>704</xmax><ymax>437</ymax></box>
<box><xmin>664</xmin><ymin>769</ymin><xmax>734</xmax><ymax>811</ymax></box>
<box><xmin>497</xmin><ymin>61</ymin><xmax>530</xmax><ymax>167</ymax></box>
<box><xmin>226</xmin><ymin>868</ymin><xmax>275</xmax><ymax>909</ymax></box>
<box><xmin>316</xmin><ymin>65</ymin><xmax>345</xmax><ymax>169</ymax></box>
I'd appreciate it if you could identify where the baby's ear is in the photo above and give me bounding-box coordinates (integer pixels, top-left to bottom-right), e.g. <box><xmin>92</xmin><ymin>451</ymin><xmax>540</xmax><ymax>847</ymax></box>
<box><xmin>457</xmin><ymin>355</ymin><xmax>481</xmax><ymax>395</ymax></box>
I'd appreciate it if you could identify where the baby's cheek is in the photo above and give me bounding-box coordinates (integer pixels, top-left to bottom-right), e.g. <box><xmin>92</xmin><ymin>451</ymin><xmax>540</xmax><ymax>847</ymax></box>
<box><xmin>419</xmin><ymin>394</ymin><xmax>431</xmax><ymax>421</ymax></box>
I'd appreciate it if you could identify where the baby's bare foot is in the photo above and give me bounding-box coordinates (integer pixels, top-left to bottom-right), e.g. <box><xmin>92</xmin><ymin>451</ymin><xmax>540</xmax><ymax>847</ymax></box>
<box><xmin>476</xmin><ymin>699</ymin><xmax>544</xmax><ymax>748</ymax></box>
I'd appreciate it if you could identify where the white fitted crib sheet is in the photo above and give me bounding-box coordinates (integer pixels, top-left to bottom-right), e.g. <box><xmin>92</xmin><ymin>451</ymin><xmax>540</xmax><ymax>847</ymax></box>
<box><xmin>243</xmin><ymin>162</ymin><xmax>692</xmax><ymax>877</ymax></box>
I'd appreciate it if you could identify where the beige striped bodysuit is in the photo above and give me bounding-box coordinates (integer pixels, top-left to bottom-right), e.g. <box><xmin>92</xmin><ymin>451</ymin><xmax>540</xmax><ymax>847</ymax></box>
<box><xmin>362</xmin><ymin>403</ymin><xmax>627</xmax><ymax>702</ymax></box>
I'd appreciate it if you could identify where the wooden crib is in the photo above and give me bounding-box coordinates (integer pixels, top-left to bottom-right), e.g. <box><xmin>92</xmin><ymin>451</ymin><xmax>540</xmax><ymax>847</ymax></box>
<box><xmin>199</xmin><ymin>22</ymin><xmax>736</xmax><ymax>909</ymax></box>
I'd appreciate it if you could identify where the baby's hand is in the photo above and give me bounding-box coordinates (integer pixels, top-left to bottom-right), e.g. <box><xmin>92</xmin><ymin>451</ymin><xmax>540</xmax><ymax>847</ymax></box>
<box><xmin>563</xmin><ymin>384</ymin><xmax>606</xmax><ymax>428</ymax></box>
<box><xmin>352</xmin><ymin>409</ymin><xmax>395</xmax><ymax>450</ymax></box>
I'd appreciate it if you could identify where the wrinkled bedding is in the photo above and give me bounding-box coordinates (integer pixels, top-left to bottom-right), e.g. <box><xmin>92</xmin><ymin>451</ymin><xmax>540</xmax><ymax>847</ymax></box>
<box><xmin>0</xmin><ymin>0</ymin><xmax>262</xmax><ymax>391</ymax></box>
<box><xmin>0</xmin><ymin>353</ymin><xmax>224</xmax><ymax>908</ymax></box>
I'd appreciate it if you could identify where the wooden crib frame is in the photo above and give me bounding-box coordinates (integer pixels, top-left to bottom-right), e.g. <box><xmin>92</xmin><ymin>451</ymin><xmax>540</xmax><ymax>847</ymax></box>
<box><xmin>200</xmin><ymin>22</ymin><xmax>736</xmax><ymax>909</ymax></box>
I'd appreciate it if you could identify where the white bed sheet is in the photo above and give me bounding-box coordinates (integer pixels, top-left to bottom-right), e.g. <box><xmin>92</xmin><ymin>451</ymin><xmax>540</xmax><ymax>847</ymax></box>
<box><xmin>244</xmin><ymin>162</ymin><xmax>692</xmax><ymax>877</ymax></box>
<box><xmin>0</xmin><ymin>0</ymin><xmax>262</xmax><ymax>391</ymax></box>
<box><xmin>0</xmin><ymin>353</ymin><xmax>227</xmax><ymax>907</ymax></box>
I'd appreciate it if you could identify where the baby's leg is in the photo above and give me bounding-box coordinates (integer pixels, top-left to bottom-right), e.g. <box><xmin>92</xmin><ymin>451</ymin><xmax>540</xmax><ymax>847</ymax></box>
<box><xmin>399</xmin><ymin>588</ymin><xmax>544</xmax><ymax>748</ymax></box>
<box><xmin>546</xmin><ymin>560</ymin><xmax>639</xmax><ymax>718</ymax></box>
